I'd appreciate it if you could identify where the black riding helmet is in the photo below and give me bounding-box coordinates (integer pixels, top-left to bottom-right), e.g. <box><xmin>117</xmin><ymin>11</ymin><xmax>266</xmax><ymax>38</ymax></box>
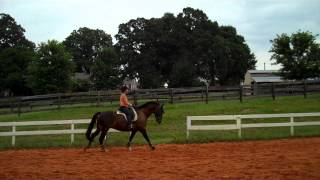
<box><xmin>120</xmin><ymin>86</ymin><xmax>129</xmax><ymax>93</ymax></box>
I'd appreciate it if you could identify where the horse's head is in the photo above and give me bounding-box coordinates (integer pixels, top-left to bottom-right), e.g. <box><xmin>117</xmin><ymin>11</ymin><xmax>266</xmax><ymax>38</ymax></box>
<box><xmin>154</xmin><ymin>103</ymin><xmax>164</xmax><ymax>124</ymax></box>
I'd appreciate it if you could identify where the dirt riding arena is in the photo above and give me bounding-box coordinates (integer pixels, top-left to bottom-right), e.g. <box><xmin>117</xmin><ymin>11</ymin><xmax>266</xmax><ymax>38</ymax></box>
<box><xmin>1</xmin><ymin>138</ymin><xmax>320</xmax><ymax>180</ymax></box>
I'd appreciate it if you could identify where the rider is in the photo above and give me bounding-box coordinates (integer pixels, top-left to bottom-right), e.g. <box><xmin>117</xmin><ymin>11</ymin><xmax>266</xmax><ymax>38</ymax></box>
<box><xmin>119</xmin><ymin>86</ymin><xmax>133</xmax><ymax>129</ymax></box>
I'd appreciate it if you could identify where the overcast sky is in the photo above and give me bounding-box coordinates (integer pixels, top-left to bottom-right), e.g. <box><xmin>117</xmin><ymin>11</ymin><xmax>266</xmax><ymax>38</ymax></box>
<box><xmin>1</xmin><ymin>0</ymin><xmax>320</xmax><ymax>70</ymax></box>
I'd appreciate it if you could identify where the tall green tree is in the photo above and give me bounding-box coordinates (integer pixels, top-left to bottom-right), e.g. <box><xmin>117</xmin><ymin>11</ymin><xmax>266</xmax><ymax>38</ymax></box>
<box><xmin>270</xmin><ymin>31</ymin><xmax>320</xmax><ymax>80</ymax></box>
<box><xmin>115</xmin><ymin>7</ymin><xmax>256</xmax><ymax>88</ymax></box>
<box><xmin>90</xmin><ymin>47</ymin><xmax>121</xmax><ymax>90</ymax></box>
<box><xmin>214</xmin><ymin>26</ymin><xmax>256</xmax><ymax>85</ymax></box>
<box><xmin>64</xmin><ymin>27</ymin><xmax>113</xmax><ymax>73</ymax></box>
<box><xmin>28</xmin><ymin>40</ymin><xmax>74</xmax><ymax>94</ymax></box>
<box><xmin>0</xmin><ymin>13</ymin><xmax>35</xmax><ymax>51</ymax></box>
<box><xmin>115</xmin><ymin>18</ymin><xmax>149</xmax><ymax>82</ymax></box>
<box><xmin>0</xmin><ymin>48</ymin><xmax>35</xmax><ymax>95</ymax></box>
<box><xmin>0</xmin><ymin>13</ymin><xmax>35</xmax><ymax>96</ymax></box>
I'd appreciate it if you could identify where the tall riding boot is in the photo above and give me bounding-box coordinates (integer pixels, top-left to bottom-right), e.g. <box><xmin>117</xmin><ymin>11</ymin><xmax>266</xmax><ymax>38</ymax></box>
<box><xmin>127</xmin><ymin>115</ymin><xmax>133</xmax><ymax>130</ymax></box>
<box><xmin>127</xmin><ymin>109</ymin><xmax>133</xmax><ymax>130</ymax></box>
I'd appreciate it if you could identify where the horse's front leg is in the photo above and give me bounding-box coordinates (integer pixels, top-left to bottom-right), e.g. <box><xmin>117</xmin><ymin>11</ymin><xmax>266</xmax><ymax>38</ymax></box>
<box><xmin>127</xmin><ymin>129</ymin><xmax>137</xmax><ymax>151</ymax></box>
<box><xmin>140</xmin><ymin>129</ymin><xmax>155</xmax><ymax>150</ymax></box>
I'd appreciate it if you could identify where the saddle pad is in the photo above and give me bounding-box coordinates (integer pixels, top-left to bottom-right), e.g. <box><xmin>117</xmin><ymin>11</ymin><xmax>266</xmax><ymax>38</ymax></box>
<box><xmin>116</xmin><ymin>108</ymin><xmax>138</xmax><ymax>122</ymax></box>
<box><xmin>116</xmin><ymin>111</ymin><xmax>127</xmax><ymax>120</ymax></box>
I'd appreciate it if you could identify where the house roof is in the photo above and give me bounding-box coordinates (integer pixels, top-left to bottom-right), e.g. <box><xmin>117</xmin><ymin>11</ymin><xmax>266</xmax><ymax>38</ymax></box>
<box><xmin>248</xmin><ymin>70</ymin><xmax>279</xmax><ymax>74</ymax></box>
<box><xmin>246</xmin><ymin>70</ymin><xmax>284</xmax><ymax>83</ymax></box>
<box><xmin>252</xmin><ymin>76</ymin><xmax>283</xmax><ymax>83</ymax></box>
<box><xmin>74</xmin><ymin>72</ymin><xmax>90</xmax><ymax>80</ymax></box>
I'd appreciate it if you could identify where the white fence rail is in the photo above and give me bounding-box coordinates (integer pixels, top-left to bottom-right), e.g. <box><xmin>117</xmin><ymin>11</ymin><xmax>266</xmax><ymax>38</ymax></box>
<box><xmin>186</xmin><ymin>112</ymin><xmax>320</xmax><ymax>139</ymax></box>
<box><xmin>0</xmin><ymin>119</ymin><xmax>119</xmax><ymax>146</ymax></box>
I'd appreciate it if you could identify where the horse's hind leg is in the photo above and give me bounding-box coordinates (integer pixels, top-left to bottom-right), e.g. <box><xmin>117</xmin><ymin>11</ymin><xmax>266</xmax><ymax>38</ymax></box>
<box><xmin>84</xmin><ymin>129</ymin><xmax>100</xmax><ymax>151</ymax></box>
<box><xmin>99</xmin><ymin>130</ymin><xmax>108</xmax><ymax>152</ymax></box>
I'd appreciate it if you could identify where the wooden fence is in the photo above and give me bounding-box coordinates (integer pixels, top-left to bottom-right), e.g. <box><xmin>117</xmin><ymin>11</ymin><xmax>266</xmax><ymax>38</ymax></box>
<box><xmin>2</xmin><ymin>112</ymin><xmax>320</xmax><ymax>146</ymax></box>
<box><xmin>0</xmin><ymin>119</ymin><xmax>119</xmax><ymax>146</ymax></box>
<box><xmin>0</xmin><ymin>80</ymin><xmax>320</xmax><ymax>115</ymax></box>
<box><xmin>186</xmin><ymin>112</ymin><xmax>320</xmax><ymax>140</ymax></box>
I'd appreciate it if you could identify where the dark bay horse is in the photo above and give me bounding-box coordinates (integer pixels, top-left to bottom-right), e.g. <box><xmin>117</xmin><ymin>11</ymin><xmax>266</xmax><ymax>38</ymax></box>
<box><xmin>85</xmin><ymin>101</ymin><xmax>164</xmax><ymax>151</ymax></box>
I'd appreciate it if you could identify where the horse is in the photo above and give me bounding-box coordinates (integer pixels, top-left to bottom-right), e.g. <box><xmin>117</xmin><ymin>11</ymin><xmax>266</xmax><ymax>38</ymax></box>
<box><xmin>85</xmin><ymin>101</ymin><xmax>164</xmax><ymax>151</ymax></box>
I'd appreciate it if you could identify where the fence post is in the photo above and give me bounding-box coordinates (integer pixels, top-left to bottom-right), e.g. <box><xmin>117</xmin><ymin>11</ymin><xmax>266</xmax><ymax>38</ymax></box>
<box><xmin>58</xmin><ymin>93</ymin><xmax>61</xmax><ymax>109</ymax></box>
<box><xmin>71</xmin><ymin>122</ymin><xmax>74</xmax><ymax>144</ymax></box>
<box><xmin>186</xmin><ymin>117</ymin><xmax>191</xmax><ymax>142</ymax></box>
<box><xmin>303</xmin><ymin>80</ymin><xmax>307</xmax><ymax>99</ymax></box>
<box><xmin>169</xmin><ymin>88</ymin><xmax>174</xmax><ymax>104</ymax></box>
<box><xmin>205</xmin><ymin>85</ymin><xmax>208</xmax><ymax>104</ymax></box>
<box><xmin>201</xmin><ymin>88</ymin><xmax>204</xmax><ymax>101</ymax></box>
<box><xmin>97</xmin><ymin>91</ymin><xmax>101</xmax><ymax>107</ymax></box>
<box><xmin>12</xmin><ymin>125</ymin><xmax>16</xmax><ymax>146</ymax></box>
<box><xmin>236</xmin><ymin>117</ymin><xmax>242</xmax><ymax>138</ymax></box>
<box><xmin>290</xmin><ymin>117</ymin><xmax>294</xmax><ymax>136</ymax></box>
<box><xmin>133</xmin><ymin>90</ymin><xmax>138</xmax><ymax>106</ymax></box>
<box><xmin>239</xmin><ymin>85</ymin><xmax>243</xmax><ymax>103</ymax></box>
<box><xmin>10</xmin><ymin>98</ymin><xmax>14</xmax><ymax>113</ymax></box>
<box><xmin>17</xmin><ymin>99</ymin><xmax>21</xmax><ymax>117</ymax></box>
<box><xmin>253</xmin><ymin>82</ymin><xmax>258</xmax><ymax>96</ymax></box>
<box><xmin>271</xmin><ymin>83</ymin><xmax>276</xmax><ymax>100</ymax></box>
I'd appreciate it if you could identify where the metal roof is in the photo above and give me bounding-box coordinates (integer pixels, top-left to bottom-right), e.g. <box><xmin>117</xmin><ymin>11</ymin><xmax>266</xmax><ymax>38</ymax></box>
<box><xmin>248</xmin><ymin>70</ymin><xmax>279</xmax><ymax>74</ymax></box>
<box><xmin>252</xmin><ymin>76</ymin><xmax>284</xmax><ymax>83</ymax></box>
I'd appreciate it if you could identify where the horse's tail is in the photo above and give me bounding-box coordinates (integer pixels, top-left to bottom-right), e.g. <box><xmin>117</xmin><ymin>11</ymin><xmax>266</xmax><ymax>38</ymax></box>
<box><xmin>86</xmin><ymin>112</ymin><xmax>101</xmax><ymax>141</ymax></box>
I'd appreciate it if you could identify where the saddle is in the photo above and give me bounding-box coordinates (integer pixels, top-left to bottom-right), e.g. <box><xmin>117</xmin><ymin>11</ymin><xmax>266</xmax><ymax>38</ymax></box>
<box><xmin>116</xmin><ymin>107</ymin><xmax>138</xmax><ymax>122</ymax></box>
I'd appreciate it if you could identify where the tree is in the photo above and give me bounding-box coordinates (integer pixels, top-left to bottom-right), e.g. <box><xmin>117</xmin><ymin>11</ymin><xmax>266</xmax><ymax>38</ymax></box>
<box><xmin>115</xmin><ymin>18</ymin><xmax>149</xmax><ymax>83</ymax></box>
<box><xmin>0</xmin><ymin>13</ymin><xmax>35</xmax><ymax>96</ymax></box>
<box><xmin>214</xmin><ymin>26</ymin><xmax>256</xmax><ymax>85</ymax></box>
<box><xmin>0</xmin><ymin>48</ymin><xmax>35</xmax><ymax>96</ymax></box>
<box><xmin>64</xmin><ymin>27</ymin><xmax>113</xmax><ymax>73</ymax></box>
<box><xmin>28</xmin><ymin>40</ymin><xmax>74</xmax><ymax>94</ymax></box>
<box><xmin>0</xmin><ymin>13</ymin><xmax>35</xmax><ymax>51</ymax></box>
<box><xmin>270</xmin><ymin>31</ymin><xmax>320</xmax><ymax>80</ymax></box>
<box><xmin>90</xmin><ymin>47</ymin><xmax>121</xmax><ymax>90</ymax></box>
<box><xmin>115</xmin><ymin>7</ymin><xmax>256</xmax><ymax>88</ymax></box>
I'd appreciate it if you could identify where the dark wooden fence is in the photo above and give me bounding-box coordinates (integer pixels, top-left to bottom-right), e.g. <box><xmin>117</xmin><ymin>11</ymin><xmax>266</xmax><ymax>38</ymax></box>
<box><xmin>1</xmin><ymin>80</ymin><xmax>320</xmax><ymax>115</ymax></box>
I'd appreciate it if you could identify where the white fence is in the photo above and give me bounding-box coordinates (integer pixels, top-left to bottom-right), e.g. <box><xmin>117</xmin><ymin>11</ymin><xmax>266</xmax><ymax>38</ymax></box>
<box><xmin>186</xmin><ymin>112</ymin><xmax>320</xmax><ymax>139</ymax></box>
<box><xmin>0</xmin><ymin>119</ymin><xmax>119</xmax><ymax>146</ymax></box>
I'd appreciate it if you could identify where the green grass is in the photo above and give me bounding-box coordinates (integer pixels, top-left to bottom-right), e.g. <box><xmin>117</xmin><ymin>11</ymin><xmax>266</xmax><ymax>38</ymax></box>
<box><xmin>1</xmin><ymin>94</ymin><xmax>320</xmax><ymax>149</ymax></box>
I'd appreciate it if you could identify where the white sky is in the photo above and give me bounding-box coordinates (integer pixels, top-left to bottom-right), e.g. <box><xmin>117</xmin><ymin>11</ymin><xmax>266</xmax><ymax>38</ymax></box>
<box><xmin>1</xmin><ymin>0</ymin><xmax>320</xmax><ymax>70</ymax></box>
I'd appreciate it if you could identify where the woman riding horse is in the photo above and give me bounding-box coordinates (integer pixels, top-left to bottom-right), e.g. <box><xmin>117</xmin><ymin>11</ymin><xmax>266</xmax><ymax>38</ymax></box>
<box><xmin>119</xmin><ymin>86</ymin><xmax>134</xmax><ymax>129</ymax></box>
<box><xmin>85</xmin><ymin>100</ymin><xmax>164</xmax><ymax>152</ymax></box>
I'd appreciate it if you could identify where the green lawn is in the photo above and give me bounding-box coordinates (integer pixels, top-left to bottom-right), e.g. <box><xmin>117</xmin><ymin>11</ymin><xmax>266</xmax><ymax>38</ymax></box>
<box><xmin>1</xmin><ymin>94</ymin><xmax>320</xmax><ymax>149</ymax></box>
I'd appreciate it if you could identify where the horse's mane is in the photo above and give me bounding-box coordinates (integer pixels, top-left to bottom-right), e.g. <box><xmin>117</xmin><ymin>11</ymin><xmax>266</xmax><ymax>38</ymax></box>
<box><xmin>136</xmin><ymin>101</ymin><xmax>159</xmax><ymax>109</ymax></box>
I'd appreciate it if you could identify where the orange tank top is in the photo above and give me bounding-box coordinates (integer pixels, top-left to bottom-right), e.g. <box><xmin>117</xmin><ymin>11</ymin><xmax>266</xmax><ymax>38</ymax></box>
<box><xmin>120</xmin><ymin>93</ymin><xmax>129</xmax><ymax>107</ymax></box>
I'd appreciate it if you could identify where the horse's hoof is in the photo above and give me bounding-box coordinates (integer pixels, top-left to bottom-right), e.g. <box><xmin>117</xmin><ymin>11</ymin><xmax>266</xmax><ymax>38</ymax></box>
<box><xmin>100</xmin><ymin>146</ymin><xmax>107</xmax><ymax>152</ymax></box>
<box><xmin>128</xmin><ymin>146</ymin><xmax>132</xmax><ymax>152</ymax></box>
<box><xmin>84</xmin><ymin>146</ymin><xmax>90</xmax><ymax>152</ymax></box>
<box><xmin>150</xmin><ymin>146</ymin><xmax>155</xmax><ymax>151</ymax></box>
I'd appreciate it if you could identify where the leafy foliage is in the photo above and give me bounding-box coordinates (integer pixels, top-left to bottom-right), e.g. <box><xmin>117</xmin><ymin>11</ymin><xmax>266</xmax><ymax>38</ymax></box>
<box><xmin>0</xmin><ymin>13</ymin><xmax>36</xmax><ymax>96</ymax></box>
<box><xmin>90</xmin><ymin>47</ymin><xmax>122</xmax><ymax>90</ymax></box>
<box><xmin>115</xmin><ymin>7</ymin><xmax>256</xmax><ymax>88</ymax></box>
<box><xmin>28</xmin><ymin>40</ymin><xmax>74</xmax><ymax>94</ymax></box>
<box><xmin>0</xmin><ymin>13</ymin><xmax>35</xmax><ymax>51</ymax></box>
<box><xmin>64</xmin><ymin>27</ymin><xmax>113</xmax><ymax>73</ymax></box>
<box><xmin>0</xmin><ymin>48</ymin><xmax>35</xmax><ymax>95</ymax></box>
<box><xmin>270</xmin><ymin>31</ymin><xmax>320</xmax><ymax>80</ymax></box>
